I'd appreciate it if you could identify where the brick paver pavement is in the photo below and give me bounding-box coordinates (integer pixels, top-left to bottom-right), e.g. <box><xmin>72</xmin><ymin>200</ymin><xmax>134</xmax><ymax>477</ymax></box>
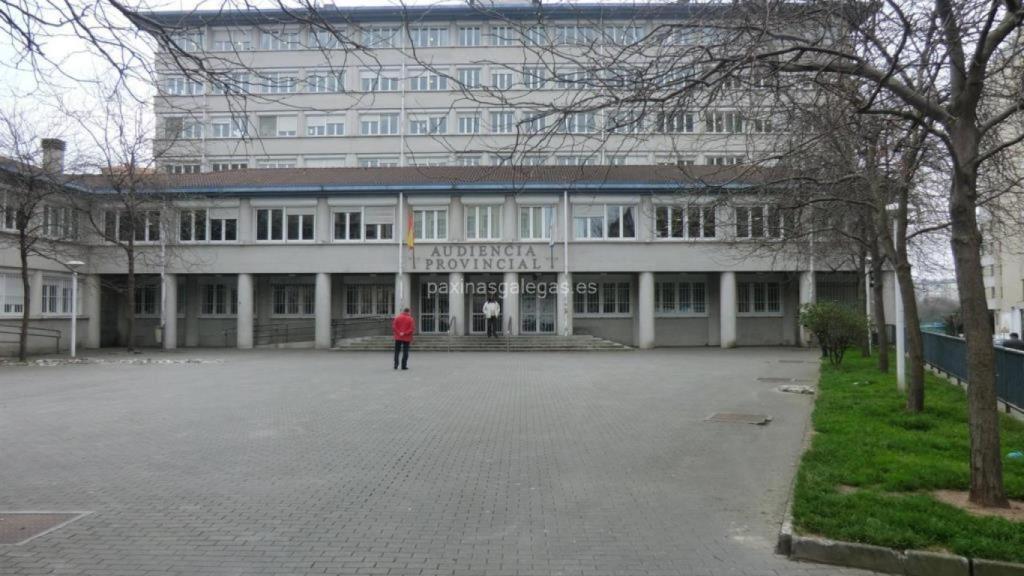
<box><xmin>0</xmin><ymin>348</ymin><xmax>877</xmax><ymax>576</ymax></box>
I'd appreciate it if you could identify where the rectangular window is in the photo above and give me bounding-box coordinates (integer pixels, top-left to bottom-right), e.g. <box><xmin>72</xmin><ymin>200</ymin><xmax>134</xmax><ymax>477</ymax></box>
<box><xmin>737</xmin><ymin>281</ymin><xmax>782</xmax><ymax>314</ymax></box>
<box><xmin>555</xmin><ymin>69</ymin><xmax>586</xmax><ymax>90</ymax></box>
<box><xmin>574</xmin><ymin>281</ymin><xmax>631</xmax><ymax>316</ymax></box>
<box><xmin>256</xmin><ymin>208</ymin><xmax>313</xmax><ymax>241</ymax></box>
<box><xmin>655</xmin><ymin>280</ymin><xmax>707</xmax><ymax>315</ymax></box>
<box><xmin>608</xmin><ymin>108</ymin><xmax>645</xmax><ymax>134</ymax></box>
<box><xmin>358</xmin><ymin>157</ymin><xmax>399</xmax><ymax>168</ymax></box>
<box><xmin>523</xmin><ymin>67</ymin><xmax>547</xmax><ymax>89</ymax></box>
<box><xmin>489</xmin><ymin>25</ymin><xmax>515</xmax><ymax>46</ymax></box>
<box><xmin>458</xmin><ymin>26</ymin><xmax>481</xmax><ymax>46</ymax></box>
<box><xmin>360</xmin><ymin>69</ymin><xmax>400</xmax><ymax>92</ymax></box>
<box><xmin>202</xmin><ymin>283</ymin><xmax>238</xmax><ymax>316</ymax></box>
<box><xmin>457</xmin><ymin>113</ymin><xmax>480</xmax><ymax>134</ymax></box>
<box><xmin>256</xmin><ymin>158</ymin><xmax>297</xmax><ymax>169</ymax></box>
<box><xmin>362</xmin><ymin>26</ymin><xmax>398</xmax><ymax>48</ymax></box>
<box><xmin>212</xmin><ymin>29</ymin><xmax>251</xmax><ymax>51</ymax></box>
<box><xmin>465</xmin><ymin>205</ymin><xmax>501</xmax><ymax>240</ymax></box>
<box><xmin>134</xmin><ymin>283</ymin><xmax>159</xmax><ymax>316</ymax></box>
<box><xmin>163</xmin><ymin>76</ymin><xmax>204</xmax><ymax>95</ymax></box>
<box><xmin>360</xmin><ymin>113</ymin><xmax>400</xmax><ymax>135</ymax></box>
<box><xmin>169</xmin><ymin>31</ymin><xmax>204</xmax><ymax>52</ymax></box>
<box><xmin>306</xmin><ymin>114</ymin><xmax>345</xmax><ymax>136</ymax></box>
<box><xmin>258</xmin><ymin>115</ymin><xmax>297</xmax><ymax>138</ymax></box>
<box><xmin>105</xmin><ymin>210</ymin><xmax>160</xmax><ymax>242</ymax></box>
<box><xmin>735</xmin><ymin>205</ymin><xmax>785</xmax><ymax>239</ymax></box>
<box><xmin>41</xmin><ymin>275</ymin><xmax>77</xmax><ymax>315</ymax></box>
<box><xmin>260</xmin><ymin>30</ymin><xmax>299</xmax><ymax>50</ymax></box>
<box><xmin>554</xmin><ymin>25</ymin><xmax>593</xmax><ymax>45</ymax></box>
<box><xmin>409</xmin><ymin>26</ymin><xmax>449</xmax><ymax>47</ymax></box>
<box><xmin>655</xmin><ymin>206</ymin><xmax>716</xmax><ymax>239</ymax></box>
<box><xmin>707</xmin><ymin>155</ymin><xmax>744</xmax><ymax>166</ymax></box>
<box><xmin>345</xmin><ymin>284</ymin><xmax>395</xmax><ymax>317</ymax></box>
<box><xmin>559</xmin><ymin>112</ymin><xmax>596</xmax><ymax>134</ymax></box>
<box><xmin>491</xmin><ymin>70</ymin><xmax>513</xmax><ymax>90</ymax></box>
<box><xmin>309</xmin><ymin>28</ymin><xmax>342</xmax><ymax>49</ymax></box>
<box><xmin>408</xmin><ymin>114</ymin><xmax>447</xmax><ymax>135</ymax></box>
<box><xmin>209</xmin><ymin>72</ymin><xmax>249</xmax><ymax>95</ymax></box>
<box><xmin>489</xmin><ymin>111</ymin><xmax>514</xmax><ymax>134</ymax></box>
<box><xmin>333</xmin><ymin>210</ymin><xmax>362</xmax><ymax>241</ymax></box>
<box><xmin>574</xmin><ymin>204</ymin><xmax>635</xmax><ymax>240</ymax></box>
<box><xmin>1</xmin><ymin>193</ymin><xmax>17</xmax><ymax>231</ymax></box>
<box><xmin>210</xmin><ymin>116</ymin><xmax>247</xmax><ymax>139</ymax></box>
<box><xmin>0</xmin><ymin>271</ymin><xmax>24</xmax><ymax>315</ymax></box>
<box><xmin>42</xmin><ymin>205</ymin><xmax>78</xmax><ymax>240</ymax></box>
<box><xmin>261</xmin><ymin>71</ymin><xmax>297</xmax><ymax>94</ymax></box>
<box><xmin>408</xmin><ymin>70</ymin><xmax>448</xmax><ymax>91</ymax></box>
<box><xmin>456</xmin><ymin>155</ymin><xmax>481</xmax><ymax>166</ymax></box>
<box><xmin>706</xmin><ymin>111</ymin><xmax>744</xmax><ymax>133</ymax></box>
<box><xmin>306</xmin><ymin>70</ymin><xmax>344</xmax><ymax>93</ymax></box>
<box><xmin>179</xmin><ymin>209</ymin><xmax>207</xmax><ymax>242</ymax></box>
<box><xmin>603</xmin><ymin>25</ymin><xmax>643</xmax><ymax>44</ymax></box>
<box><xmin>164</xmin><ymin>117</ymin><xmax>203</xmax><ymax>140</ymax></box>
<box><xmin>654</xmin><ymin>110</ymin><xmax>695</xmax><ymax>133</ymax></box>
<box><xmin>413</xmin><ymin>208</ymin><xmax>448</xmax><ymax>241</ymax></box>
<box><xmin>458</xmin><ymin>68</ymin><xmax>481</xmax><ymax>89</ymax></box>
<box><xmin>286</xmin><ymin>212</ymin><xmax>315</xmax><ymax>241</ymax></box>
<box><xmin>519</xmin><ymin>205</ymin><xmax>554</xmax><ymax>240</ymax></box>
<box><xmin>272</xmin><ymin>283</ymin><xmax>315</xmax><ymax>316</ymax></box>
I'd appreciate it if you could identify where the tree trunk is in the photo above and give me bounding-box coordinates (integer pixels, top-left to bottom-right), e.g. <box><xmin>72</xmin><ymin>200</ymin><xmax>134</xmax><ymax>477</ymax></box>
<box><xmin>870</xmin><ymin>250</ymin><xmax>889</xmax><ymax>373</ymax></box>
<box><xmin>895</xmin><ymin>260</ymin><xmax>926</xmax><ymax>412</ymax></box>
<box><xmin>949</xmin><ymin>127</ymin><xmax>1007</xmax><ymax>508</ymax></box>
<box><xmin>126</xmin><ymin>251</ymin><xmax>136</xmax><ymax>352</ymax></box>
<box><xmin>857</xmin><ymin>249</ymin><xmax>871</xmax><ymax>357</ymax></box>
<box><xmin>18</xmin><ymin>230</ymin><xmax>30</xmax><ymax>362</ymax></box>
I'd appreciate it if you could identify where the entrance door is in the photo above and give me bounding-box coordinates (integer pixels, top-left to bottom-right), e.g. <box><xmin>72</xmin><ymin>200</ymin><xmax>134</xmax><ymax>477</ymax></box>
<box><xmin>420</xmin><ymin>288</ymin><xmax>449</xmax><ymax>333</ymax></box>
<box><xmin>520</xmin><ymin>282</ymin><xmax>556</xmax><ymax>334</ymax></box>
<box><xmin>470</xmin><ymin>291</ymin><xmax>503</xmax><ymax>334</ymax></box>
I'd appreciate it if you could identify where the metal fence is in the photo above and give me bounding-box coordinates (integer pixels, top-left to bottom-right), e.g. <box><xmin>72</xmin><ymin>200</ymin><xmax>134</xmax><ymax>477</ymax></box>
<box><xmin>921</xmin><ymin>330</ymin><xmax>1024</xmax><ymax>410</ymax></box>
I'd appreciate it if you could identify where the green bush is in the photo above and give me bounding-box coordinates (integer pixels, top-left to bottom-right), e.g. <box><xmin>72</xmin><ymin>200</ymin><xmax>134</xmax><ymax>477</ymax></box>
<box><xmin>800</xmin><ymin>301</ymin><xmax>868</xmax><ymax>366</ymax></box>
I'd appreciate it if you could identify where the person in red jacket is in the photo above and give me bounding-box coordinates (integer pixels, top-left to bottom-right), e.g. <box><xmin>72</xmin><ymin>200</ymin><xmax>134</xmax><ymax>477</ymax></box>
<box><xmin>392</xmin><ymin>308</ymin><xmax>415</xmax><ymax>370</ymax></box>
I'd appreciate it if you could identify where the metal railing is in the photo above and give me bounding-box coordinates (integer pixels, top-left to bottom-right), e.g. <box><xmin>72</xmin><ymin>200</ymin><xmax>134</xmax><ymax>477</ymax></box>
<box><xmin>921</xmin><ymin>330</ymin><xmax>1024</xmax><ymax>411</ymax></box>
<box><xmin>506</xmin><ymin>315</ymin><xmax>513</xmax><ymax>353</ymax></box>
<box><xmin>447</xmin><ymin>315</ymin><xmax>456</xmax><ymax>353</ymax></box>
<box><xmin>0</xmin><ymin>323</ymin><xmax>62</xmax><ymax>354</ymax></box>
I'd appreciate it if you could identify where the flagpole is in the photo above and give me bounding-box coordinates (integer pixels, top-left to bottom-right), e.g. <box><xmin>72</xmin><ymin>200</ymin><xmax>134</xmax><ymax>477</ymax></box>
<box><xmin>398</xmin><ymin>192</ymin><xmax>404</xmax><ymax>309</ymax></box>
<box><xmin>563</xmin><ymin>189</ymin><xmax>570</xmax><ymax>336</ymax></box>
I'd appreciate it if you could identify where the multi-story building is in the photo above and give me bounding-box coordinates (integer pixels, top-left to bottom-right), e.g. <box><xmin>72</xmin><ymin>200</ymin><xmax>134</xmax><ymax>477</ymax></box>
<box><xmin>147</xmin><ymin>2</ymin><xmax>771</xmax><ymax>173</ymax></box>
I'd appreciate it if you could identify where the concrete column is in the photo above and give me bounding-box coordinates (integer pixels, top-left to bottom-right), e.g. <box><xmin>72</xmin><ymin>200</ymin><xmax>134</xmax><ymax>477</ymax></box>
<box><xmin>237</xmin><ymin>273</ymin><xmax>254</xmax><ymax>349</ymax></box>
<box><xmin>316</xmin><ymin>198</ymin><xmax>331</xmax><ymax>243</ymax></box>
<box><xmin>315</xmin><ymin>272</ymin><xmax>332</xmax><ymax>348</ymax></box>
<box><xmin>395</xmin><ymin>272</ymin><xmax>413</xmax><ymax>311</ymax></box>
<box><xmin>502</xmin><ymin>271</ymin><xmax>518</xmax><ymax>336</ymax></box>
<box><xmin>448</xmin><ymin>272</ymin><xmax>465</xmax><ymax>335</ymax></box>
<box><xmin>162</xmin><ymin>273</ymin><xmax>177</xmax><ymax>350</ymax></box>
<box><xmin>29</xmin><ymin>270</ymin><xmax>43</xmax><ymax>316</ymax></box>
<box><xmin>503</xmin><ymin>195</ymin><xmax>516</xmax><ymax>241</ymax></box>
<box><xmin>85</xmin><ymin>274</ymin><xmax>101</xmax><ymax>348</ymax></box>
<box><xmin>185</xmin><ymin>276</ymin><xmax>200</xmax><ymax>347</ymax></box>
<box><xmin>238</xmin><ymin>198</ymin><xmax>253</xmax><ymax>242</ymax></box>
<box><xmin>557</xmin><ymin>272</ymin><xmax>573</xmax><ymax>336</ymax></box>
<box><xmin>637</xmin><ymin>272</ymin><xmax>656</xmax><ymax>349</ymax></box>
<box><xmin>720</xmin><ymin>271</ymin><xmax>737</xmax><ymax>348</ymax></box>
<box><xmin>637</xmin><ymin>197</ymin><xmax>654</xmax><ymax>242</ymax></box>
<box><xmin>799</xmin><ymin>270</ymin><xmax>816</xmax><ymax>346</ymax></box>
<box><xmin>450</xmin><ymin>197</ymin><xmax>464</xmax><ymax>242</ymax></box>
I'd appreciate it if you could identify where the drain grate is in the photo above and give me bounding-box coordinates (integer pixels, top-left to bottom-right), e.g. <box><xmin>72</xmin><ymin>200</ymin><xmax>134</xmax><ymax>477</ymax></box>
<box><xmin>705</xmin><ymin>412</ymin><xmax>772</xmax><ymax>425</ymax></box>
<box><xmin>0</xmin><ymin>512</ymin><xmax>86</xmax><ymax>545</ymax></box>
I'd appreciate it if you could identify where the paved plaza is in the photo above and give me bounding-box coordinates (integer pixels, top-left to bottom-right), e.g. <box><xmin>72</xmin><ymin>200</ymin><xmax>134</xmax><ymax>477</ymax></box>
<box><xmin>0</xmin><ymin>349</ymin><xmax>875</xmax><ymax>576</ymax></box>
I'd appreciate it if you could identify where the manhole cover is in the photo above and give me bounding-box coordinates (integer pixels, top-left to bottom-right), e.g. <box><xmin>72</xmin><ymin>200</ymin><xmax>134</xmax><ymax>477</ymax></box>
<box><xmin>0</xmin><ymin>512</ymin><xmax>86</xmax><ymax>545</ymax></box>
<box><xmin>705</xmin><ymin>413</ymin><xmax>773</xmax><ymax>425</ymax></box>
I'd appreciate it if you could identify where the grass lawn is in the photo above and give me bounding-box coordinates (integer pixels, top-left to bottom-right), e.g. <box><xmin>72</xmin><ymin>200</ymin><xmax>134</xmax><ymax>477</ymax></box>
<box><xmin>792</xmin><ymin>353</ymin><xmax>1024</xmax><ymax>563</ymax></box>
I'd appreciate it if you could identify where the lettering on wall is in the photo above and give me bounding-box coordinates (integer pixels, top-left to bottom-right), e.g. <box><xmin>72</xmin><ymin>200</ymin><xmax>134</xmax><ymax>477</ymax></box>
<box><xmin>411</xmin><ymin>244</ymin><xmax>556</xmax><ymax>272</ymax></box>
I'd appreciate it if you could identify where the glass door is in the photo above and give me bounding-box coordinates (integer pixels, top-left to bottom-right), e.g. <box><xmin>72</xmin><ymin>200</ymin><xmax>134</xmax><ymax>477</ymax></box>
<box><xmin>420</xmin><ymin>286</ymin><xmax>449</xmax><ymax>333</ymax></box>
<box><xmin>520</xmin><ymin>281</ymin><xmax>555</xmax><ymax>334</ymax></box>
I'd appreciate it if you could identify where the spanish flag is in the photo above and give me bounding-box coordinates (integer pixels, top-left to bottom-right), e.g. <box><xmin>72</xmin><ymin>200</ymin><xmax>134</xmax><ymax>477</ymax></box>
<box><xmin>405</xmin><ymin>209</ymin><xmax>415</xmax><ymax>250</ymax></box>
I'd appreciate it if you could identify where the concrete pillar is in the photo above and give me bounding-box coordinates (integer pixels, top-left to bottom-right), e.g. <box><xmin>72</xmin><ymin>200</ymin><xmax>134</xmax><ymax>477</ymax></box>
<box><xmin>637</xmin><ymin>272</ymin><xmax>656</xmax><ymax>349</ymax></box>
<box><xmin>238</xmin><ymin>199</ymin><xmax>253</xmax><ymax>242</ymax></box>
<box><xmin>449</xmin><ymin>271</ymin><xmax>465</xmax><ymax>335</ymax></box>
<box><xmin>557</xmin><ymin>272</ymin><xmax>573</xmax><ymax>336</ymax></box>
<box><xmin>185</xmin><ymin>276</ymin><xmax>200</xmax><ymax>347</ymax></box>
<box><xmin>29</xmin><ymin>270</ymin><xmax>43</xmax><ymax>316</ymax></box>
<box><xmin>85</xmin><ymin>274</ymin><xmax>101</xmax><ymax>348</ymax></box>
<box><xmin>315</xmin><ymin>272</ymin><xmax>332</xmax><ymax>349</ymax></box>
<box><xmin>720</xmin><ymin>271</ymin><xmax>737</xmax><ymax>348</ymax></box>
<box><xmin>162</xmin><ymin>273</ymin><xmax>177</xmax><ymax>350</ymax></box>
<box><xmin>502</xmin><ymin>271</ymin><xmax>518</xmax><ymax>336</ymax></box>
<box><xmin>450</xmin><ymin>197</ymin><xmax>464</xmax><ymax>242</ymax></box>
<box><xmin>237</xmin><ymin>273</ymin><xmax>254</xmax><ymax>349</ymax></box>
<box><xmin>316</xmin><ymin>198</ymin><xmax>331</xmax><ymax>243</ymax></box>
<box><xmin>503</xmin><ymin>195</ymin><xmax>516</xmax><ymax>241</ymax></box>
<box><xmin>799</xmin><ymin>270</ymin><xmax>816</xmax><ymax>346</ymax></box>
<box><xmin>395</xmin><ymin>272</ymin><xmax>413</xmax><ymax>311</ymax></box>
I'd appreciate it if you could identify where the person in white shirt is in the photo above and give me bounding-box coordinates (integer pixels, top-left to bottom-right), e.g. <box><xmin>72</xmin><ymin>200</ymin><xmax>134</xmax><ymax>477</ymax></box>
<box><xmin>482</xmin><ymin>294</ymin><xmax>501</xmax><ymax>338</ymax></box>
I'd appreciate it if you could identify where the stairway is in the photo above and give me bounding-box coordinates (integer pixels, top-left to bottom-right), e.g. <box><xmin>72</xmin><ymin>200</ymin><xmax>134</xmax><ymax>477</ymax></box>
<box><xmin>333</xmin><ymin>334</ymin><xmax>632</xmax><ymax>352</ymax></box>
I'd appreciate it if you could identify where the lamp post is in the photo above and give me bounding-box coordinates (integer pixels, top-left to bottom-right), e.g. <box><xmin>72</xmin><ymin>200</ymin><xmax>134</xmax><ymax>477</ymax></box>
<box><xmin>884</xmin><ymin>204</ymin><xmax>906</xmax><ymax>392</ymax></box>
<box><xmin>66</xmin><ymin>260</ymin><xmax>85</xmax><ymax>359</ymax></box>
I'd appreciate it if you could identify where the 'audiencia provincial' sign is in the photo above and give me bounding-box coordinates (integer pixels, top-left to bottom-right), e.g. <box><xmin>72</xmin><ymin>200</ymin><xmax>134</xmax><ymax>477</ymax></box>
<box><xmin>410</xmin><ymin>244</ymin><xmax>558</xmax><ymax>272</ymax></box>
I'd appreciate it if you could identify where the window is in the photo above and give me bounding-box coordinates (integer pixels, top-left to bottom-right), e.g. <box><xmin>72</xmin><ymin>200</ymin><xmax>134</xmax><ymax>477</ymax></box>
<box><xmin>358</xmin><ymin>156</ymin><xmax>399</xmax><ymax>168</ymax></box>
<box><xmin>180</xmin><ymin>209</ymin><xmax>237</xmax><ymax>242</ymax></box>
<box><xmin>362</xmin><ymin>26</ymin><xmax>398</xmax><ymax>48</ymax></box>
<box><xmin>211</xmin><ymin>116</ymin><xmax>247</xmax><ymax>139</ymax></box>
<box><xmin>490</xmin><ymin>111</ymin><xmax>514</xmax><ymax>134</ymax></box>
<box><xmin>751</xmin><ymin>117</ymin><xmax>773</xmax><ymax>133</ymax></box>
<box><xmin>456</xmin><ymin>155</ymin><xmax>481</xmax><ymax>166</ymax></box>
<box><xmin>306</xmin><ymin>114</ymin><xmax>345</xmax><ymax>136</ymax></box>
<box><xmin>409</xmin><ymin>26</ymin><xmax>449</xmax><ymax>47</ymax></box>
<box><xmin>523</xmin><ymin>155</ymin><xmax>548</xmax><ymax>166</ymax></box>
<box><xmin>261</xmin><ymin>71</ymin><xmax>297</xmax><ymax>94</ymax></box>
<box><xmin>489</xmin><ymin>25</ymin><xmax>515</xmax><ymax>46</ymax></box>
<box><xmin>523</xmin><ymin>111</ymin><xmax>547</xmax><ymax>134</ymax></box>
<box><xmin>0</xmin><ymin>271</ymin><xmax>24</xmax><ymax>315</ymax></box>
<box><xmin>164</xmin><ymin>117</ymin><xmax>203</xmax><ymax>139</ymax></box>
<box><xmin>169</xmin><ymin>31</ymin><xmax>204</xmax><ymax>52</ymax></box>
<box><xmin>360</xmin><ymin>113</ymin><xmax>400</xmax><ymax>135</ymax></box>
<box><xmin>209</xmin><ymin>214</ymin><xmax>238</xmax><ymax>242</ymax></box>
<box><xmin>458</xmin><ymin>68</ymin><xmax>481</xmax><ymax>89</ymax></box>
<box><xmin>304</xmin><ymin>156</ymin><xmax>347</xmax><ymax>168</ymax></box>
<box><xmin>607</xmin><ymin>155</ymin><xmax>644</xmax><ymax>166</ymax></box>
<box><xmin>575</xmin><ymin>282</ymin><xmax>631</xmax><ymax>316</ymax></box>
<box><xmin>735</xmin><ymin>205</ymin><xmax>787</xmax><ymax>238</ymax></box>
<box><xmin>737</xmin><ymin>281</ymin><xmax>782</xmax><ymax>315</ymax></box>
<box><xmin>360</xmin><ymin>69</ymin><xmax>400</xmax><ymax>92</ymax></box>
<box><xmin>306</xmin><ymin>70</ymin><xmax>344</xmax><ymax>93</ymax></box>
<box><xmin>654</xmin><ymin>110</ymin><xmax>695</xmax><ymax>133</ymax></box>
<box><xmin>457</xmin><ymin>113</ymin><xmax>480</xmax><ymax>134</ymax></box>
<box><xmin>607</xmin><ymin>108</ymin><xmax>645</xmax><ymax>133</ymax></box>
<box><xmin>1</xmin><ymin>193</ymin><xmax>16</xmax><ymax>231</ymax></box>
<box><xmin>525</xmin><ymin>26</ymin><xmax>548</xmax><ymax>46</ymax></box>
<box><xmin>212</xmin><ymin>29</ymin><xmax>251</xmax><ymax>51</ymax></box>
<box><xmin>272</xmin><ymin>283</ymin><xmax>315</xmax><ymax>316</ymax></box>
<box><xmin>655</xmin><ymin>280</ymin><xmax>707</xmax><ymax>315</ymax></box>
<box><xmin>309</xmin><ymin>28</ymin><xmax>342</xmax><ymax>49</ymax></box>
<box><xmin>409</xmin><ymin>70</ymin><xmax>448</xmax><ymax>91</ymax></box>
<box><xmin>334</xmin><ymin>206</ymin><xmax>395</xmax><ymax>241</ymax></box>
<box><xmin>256</xmin><ymin>158</ymin><xmax>297</xmax><ymax>169</ymax></box>
<box><xmin>202</xmin><ymin>282</ymin><xmax>238</xmax><ymax>316</ymax></box>
<box><xmin>465</xmin><ymin>205</ymin><xmax>501</xmax><ymax>240</ymax></box>
<box><xmin>256</xmin><ymin>207</ymin><xmax>314</xmax><ymax>242</ymax></box>
<box><xmin>573</xmin><ymin>205</ymin><xmax>635</xmax><ymax>239</ymax></box>
<box><xmin>134</xmin><ymin>283</ymin><xmax>158</xmax><ymax>316</ymax></box>
<box><xmin>408</xmin><ymin>114</ymin><xmax>447</xmax><ymax>135</ymax></box>
<box><xmin>519</xmin><ymin>206</ymin><xmax>554</xmax><ymax>240</ymax></box>
<box><xmin>260</xmin><ymin>30</ymin><xmax>300</xmax><ymax>50</ymax></box>
<box><xmin>557</xmin><ymin>155</ymin><xmax>592</xmax><ymax>166</ymax></box>
<box><xmin>209</xmin><ymin>72</ymin><xmax>250</xmax><ymax>95</ymax></box>
<box><xmin>104</xmin><ymin>210</ymin><xmax>161</xmax><ymax>242</ymax></box>
<box><xmin>655</xmin><ymin>205</ymin><xmax>716</xmax><ymax>239</ymax></box>
<box><xmin>706</xmin><ymin>155</ymin><xmax>744</xmax><ymax>166</ymax></box>
<box><xmin>42</xmin><ymin>205</ymin><xmax>77</xmax><ymax>240</ymax></box>
<box><xmin>458</xmin><ymin>26</ymin><xmax>481</xmax><ymax>47</ymax></box>
<box><xmin>258</xmin><ymin>115</ymin><xmax>297</xmax><ymax>137</ymax></box>
<box><xmin>345</xmin><ymin>284</ymin><xmax>394</xmax><ymax>316</ymax></box>
<box><xmin>706</xmin><ymin>111</ymin><xmax>744</xmax><ymax>133</ymax></box>
<box><xmin>554</xmin><ymin>25</ymin><xmax>593</xmax><ymax>45</ymax></box>
<box><xmin>413</xmin><ymin>208</ymin><xmax>447</xmax><ymax>241</ymax></box>
<box><xmin>559</xmin><ymin>112</ymin><xmax>596</xmax><ymax>134</ymax></box>
<box><xmin>491</xmin><ymin>70</ymin><xmax>513</xmax><ymax>90</ymax></box>
<box><xmin>555</xmin><ymin>69</ymin><xmax>586</xmax><ymax>89</ymax></box>
<box><xmin>179</xmin><ymin>209</ymin><xmax>207</xmax><ymax>242</ymax></box>
<box><xmin>603</xmin><ymin>25</ymin><xmax>643</xmax><ymax>44</ymax></box>
<box><xmin>164</xmin><ymin>163</ymin><xmax>201</xmax><ymax>174</ymax></box>
<box><xmin>163</xmin><ymin>76</ymin><xmax>203</xmax><ymax>95</ymax></box>
<box><xmin>523</xmin><ymin>67</ymin><xmax>547</xmax><ymax>89</ymax></box>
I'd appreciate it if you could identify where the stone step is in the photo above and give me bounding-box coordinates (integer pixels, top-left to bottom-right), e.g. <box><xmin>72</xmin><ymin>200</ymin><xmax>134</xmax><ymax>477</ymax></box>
<box><xmin>334</xmin><ymin>335</ymin><xmax>631</xmax><ymax>352</ymax></box>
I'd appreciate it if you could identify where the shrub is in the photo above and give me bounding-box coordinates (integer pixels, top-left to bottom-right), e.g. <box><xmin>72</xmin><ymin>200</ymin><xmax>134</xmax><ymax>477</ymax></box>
<box><xmin>800</xmin><ymin>301</ymin><xmax>869</xmax><ymax>367</ymax></box>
